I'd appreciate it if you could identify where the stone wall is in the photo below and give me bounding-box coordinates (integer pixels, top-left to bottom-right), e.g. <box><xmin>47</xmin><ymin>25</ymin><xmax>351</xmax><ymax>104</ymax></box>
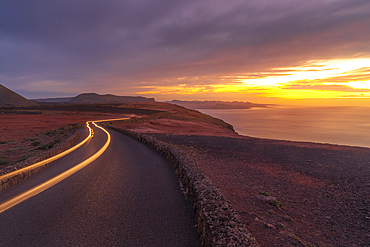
<box><xmin>0</xmin><ymin>129</ymin><xmax>81</xmax><ymax>193</ymax></box>
<box><xmin>105</xmin><ymin>125</ymin><xmax>258</xmax><ymax>247</ymax></box>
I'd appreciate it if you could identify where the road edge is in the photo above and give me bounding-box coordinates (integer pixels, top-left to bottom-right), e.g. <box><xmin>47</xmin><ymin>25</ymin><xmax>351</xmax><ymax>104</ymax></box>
<box><xmin>105</xmin><ymin>125</ymin><xmax>258</xmax><ymax>247</ymax></box>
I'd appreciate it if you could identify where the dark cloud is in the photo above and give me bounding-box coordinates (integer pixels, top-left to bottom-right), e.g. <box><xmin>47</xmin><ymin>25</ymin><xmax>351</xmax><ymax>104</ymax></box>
<box><xmin>0</xmin><ymin>0</ymin><xmax>369</xmax><ymax>98</ymax></box>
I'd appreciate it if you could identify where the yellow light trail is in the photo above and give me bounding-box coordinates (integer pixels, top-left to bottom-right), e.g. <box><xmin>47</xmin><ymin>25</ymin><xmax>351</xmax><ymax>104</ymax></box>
<box><xmin>0</xmin><ymin>122</ymin><xmax>111</xmax><ymax>214</ymax></box>
<box><xmin>94</xmin><ymin>118</ymin><xmax>129</xmax><ymax>123</ymax></box>
<box><xmin>0</xmin><ymin>122</ymin><xmax>92</xmax><ymax>182</ymax></box>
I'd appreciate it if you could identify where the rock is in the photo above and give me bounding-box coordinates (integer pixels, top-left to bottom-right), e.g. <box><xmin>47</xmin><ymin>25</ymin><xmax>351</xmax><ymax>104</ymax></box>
<box><xmin>253</xmin><ymin>194</ymin><xmax>277</xmax><ymax>202</ymax></box>
<box><xmin>265</xmin><ymin>223</ymin><xmax>276</xmax><ymax>230</ymax></box>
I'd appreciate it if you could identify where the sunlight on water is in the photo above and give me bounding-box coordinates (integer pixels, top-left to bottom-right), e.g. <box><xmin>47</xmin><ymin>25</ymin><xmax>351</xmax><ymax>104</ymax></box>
<box><xmin>200</xmin><ymin>106</ymin><xmax>370</xmax><ymax>148</ymax></box>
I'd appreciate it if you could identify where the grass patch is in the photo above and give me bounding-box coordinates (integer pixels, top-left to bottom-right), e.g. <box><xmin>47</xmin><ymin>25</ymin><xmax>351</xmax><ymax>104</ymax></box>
<box><xmin>24</xmin><ymin>136</ymin><xmax>38</xmax><ymax>142</ymax></box>
<box><xmin>259</xmin><ymin>191</ymin><xmax>271</xmax><ymax>196</ymax></box>
<box><xmin>35</xmin><ymin>140</ymin><xmax>58</xmax><ymax>150</ymax></box>
<box><xmin>45</xmin><ymin>124</ymin><xmax>79</xmax><ymax>137</ymax></box>
<box><xmin>35</xmin><ymin>144</ymin><xmax>49</xmax><ymax>150</ymax></box>
<box><xmin>46</xmin><ymin>129</ymin><xmax>58</xmax><ymax>136</ymax></box>
<box><xmin>12</xmin><ymin>154</ymin><xmax>33</xmax><ymax>165</ymax></box>
<box><xmin>268</xmin><ymin>200</ymin><xmax>285</xmax><ymax>209</ymax></box>
<box><xmin>5</xmin><ymin>147</ymin><xmax>22</xmax><ymax>152</ymax></box>
<box><xmin>0</xmin><ymin>157</ymin><xmax>10</xmax><ymax>166</ymax></box>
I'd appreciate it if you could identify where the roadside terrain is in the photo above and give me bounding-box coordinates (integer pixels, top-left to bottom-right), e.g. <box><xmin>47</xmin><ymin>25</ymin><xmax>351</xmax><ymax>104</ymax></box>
<box><xmin>110</xmin><ymin>102</ymin><xmax>370</xmax><ymax>247</ymax></box>
<box><xmin>1</xmin><ymin>102</ymin><xmax>369</xmax><ymax>246</ymax></box>
<box><xmin>0</xmin><ymin>104</ymin><xmax>161</xmax><ymax>168</ymax></box>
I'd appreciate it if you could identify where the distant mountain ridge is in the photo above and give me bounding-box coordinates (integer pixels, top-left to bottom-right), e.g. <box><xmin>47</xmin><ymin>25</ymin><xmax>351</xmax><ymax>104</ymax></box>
<box><xmin>0</xmin><ymin>84</ymin><xmax>37</xmax><ymax>106</ymax></box>
<box><xmin>32</xmin><ymin>93</ymin><xmax>156</xmax><ymax>105</ymax></box>
<box><xmin>32</xmin><ymin>97</ymin><xmax>74</xmax><ymax>103</ymax></box>
<box><xmin>167</xmin><ymin>100</ymin><xmax>269</xmax><ymax>109</ymax></box>
<box><xmin>69</xmin><ymin>93</ymin><xmax>155</xmax><ymax>104</ymax></box>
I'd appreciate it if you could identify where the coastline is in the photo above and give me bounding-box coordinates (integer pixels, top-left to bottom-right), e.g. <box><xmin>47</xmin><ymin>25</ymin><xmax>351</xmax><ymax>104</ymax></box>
<box><xmin>198</xmin><ymin>106</ymin><xmax>370</xmax><ymax>149</ymax></box>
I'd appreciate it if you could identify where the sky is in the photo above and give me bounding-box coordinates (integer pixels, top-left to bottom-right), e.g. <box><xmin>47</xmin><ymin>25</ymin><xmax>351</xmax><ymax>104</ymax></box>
<box><xmin>1</xmin><ymin>0</ymin><xmax>370</xmax><ymax>105</ymax></box>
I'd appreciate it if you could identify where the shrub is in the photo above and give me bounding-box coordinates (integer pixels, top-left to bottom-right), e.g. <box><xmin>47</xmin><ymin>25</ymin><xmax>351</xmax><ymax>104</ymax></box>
<box><xmin>46</xmin><ymin>129</ymin><xmax>58</xmax><ymax>136</ymax></box>
<box><xmin>268</xmin><ymin>200</ymin><xmax>285</xmax><ymax>209</ymax></box>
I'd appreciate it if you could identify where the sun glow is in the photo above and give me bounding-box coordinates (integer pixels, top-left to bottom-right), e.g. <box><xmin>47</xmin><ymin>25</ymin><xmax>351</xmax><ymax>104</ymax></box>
<box><xmin>138</xmin><ymin>57</ymin><xmax>370</xmax><ymax>104</ymax></box>
<box><xmin>239</xmin><ymin>58</ymin><xmax>370</xmax><ymax>89</ymax></box>
<box><xmin>347</xmin><ymin>81</ymin><xmax>370</xmax><ymax>89</ymax></box>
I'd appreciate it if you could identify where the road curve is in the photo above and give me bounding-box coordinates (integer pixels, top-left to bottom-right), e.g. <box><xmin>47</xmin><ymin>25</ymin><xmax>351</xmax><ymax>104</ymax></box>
<box><xmin>0</xmin><ymin>122</ymin><xmax>201</xmax><ymax>246</ymax></box>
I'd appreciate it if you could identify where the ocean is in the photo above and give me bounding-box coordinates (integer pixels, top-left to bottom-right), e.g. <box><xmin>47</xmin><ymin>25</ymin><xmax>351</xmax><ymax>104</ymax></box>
<box><xmin>199</xmin><ymin>106</ymin><xmax>370</xmax><ymax>148</ymax></box>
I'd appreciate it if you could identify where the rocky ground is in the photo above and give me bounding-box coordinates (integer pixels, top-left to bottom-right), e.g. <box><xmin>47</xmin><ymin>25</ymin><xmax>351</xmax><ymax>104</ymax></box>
<box><xmin>148</xmin><ymin>134</ymin><xmax>370</xmax><ymax>246</ymax></box>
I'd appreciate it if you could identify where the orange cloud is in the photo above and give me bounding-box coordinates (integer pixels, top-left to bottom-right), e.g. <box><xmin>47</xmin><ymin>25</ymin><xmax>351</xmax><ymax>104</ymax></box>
<box><xmin>283</xmin><ymin>84</ymin><xmax>370</xmax><ymax>92</ymax></box>
<box><xmin>136</xmin><ymin>57</ymin><xmax>370</xmax><ymax>105</ymax></box>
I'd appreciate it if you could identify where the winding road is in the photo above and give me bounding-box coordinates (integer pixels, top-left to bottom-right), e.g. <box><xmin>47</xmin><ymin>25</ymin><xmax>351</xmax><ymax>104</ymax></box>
<box><xmin>0</xmin><ymin>121</ymin><xmax>201</xmax><ymax>246</ymax></box>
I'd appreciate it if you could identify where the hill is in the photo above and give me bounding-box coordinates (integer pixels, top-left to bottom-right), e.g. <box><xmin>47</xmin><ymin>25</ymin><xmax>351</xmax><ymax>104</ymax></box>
<box><xmin>167</xmin><ymin>100</ymin><xmax>269</xmax><ymax>109</ymax></box>
<box><xmin>32</xmin><ymin>97</ymin><xmax>74</xmax><ymax>104</ymax></box>
<box><xmin>0</xmin><ymin>84</ymin><xmax>37</xmax><ymax>106</ymax></box>
<box><xmin>68</xmin><ymin>93</ymin><xmax>155</xmax><ymax>104</ymax></box>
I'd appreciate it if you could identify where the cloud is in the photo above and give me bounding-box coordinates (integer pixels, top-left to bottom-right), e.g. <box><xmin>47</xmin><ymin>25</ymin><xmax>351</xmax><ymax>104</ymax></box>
<box><xmin>0</xmin><ymin>0</ymin><xmax>370</xmax><ymax>98</ymax></box>
<box><xmin>283</xmin><ymin>84</ymin><xmax>370</xmax><ymax>92</ymax></box>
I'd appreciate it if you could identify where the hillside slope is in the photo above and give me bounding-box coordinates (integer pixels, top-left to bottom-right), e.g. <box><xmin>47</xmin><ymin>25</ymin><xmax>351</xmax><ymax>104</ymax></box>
<box><xmin>0</xmin><ymin>84</ymin><xmax>36</xmax><ymax>106</ymax></box>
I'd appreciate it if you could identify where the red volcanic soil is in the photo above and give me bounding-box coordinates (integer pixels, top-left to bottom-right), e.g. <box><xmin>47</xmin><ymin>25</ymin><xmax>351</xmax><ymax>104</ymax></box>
<box><xmin>0</xmin><ymin>103</ymin><xmax>163</xmax><ymax>168</ymax></box>
<box><xmin>0</xmin><ymin>113</ymin><xmax>128</xmax><ymax>142</ymax></box>
<box><xmin>113</xmin><ymin>103</ymin><xmax>237</xmax><ymax>137</ymax></box>
<box><xmin>0</xmin><ymin>111</ymin><xmax>132</xmax><ymax>167</ymax></box>
<box><xmin>118</xmin><ymin>102</ymin><xmax>186</xmax><ymax>112</ymax></box>
<box><xmin>114</xmin><ymin>117</ymin><xmax>238</xmax><ymax>137</ymax></box>
<box><xmin>148</xmin><ymin>134</ymin><xmax>370</xmax><ymax>247</ymax></box>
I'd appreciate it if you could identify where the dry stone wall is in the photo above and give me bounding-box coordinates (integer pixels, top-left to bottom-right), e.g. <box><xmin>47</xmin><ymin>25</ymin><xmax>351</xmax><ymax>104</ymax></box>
<box><xmin>105</xmin><ymin>125</ymin><xmax>258</xmax><ymax>247</ymax></box>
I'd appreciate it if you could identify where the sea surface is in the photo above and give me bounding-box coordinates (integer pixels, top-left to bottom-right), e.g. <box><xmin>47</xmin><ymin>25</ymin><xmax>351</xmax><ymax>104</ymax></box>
<box><xmin>199</xmin><ymin>106</ymin><xmax>370</xmax><ymax>148</ymax></box>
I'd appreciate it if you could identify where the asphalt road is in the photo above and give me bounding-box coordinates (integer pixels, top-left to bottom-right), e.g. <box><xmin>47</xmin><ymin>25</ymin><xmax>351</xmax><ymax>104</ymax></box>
<box><xmin>0</xmin><ymin>123</ymin><xmax>201</xmax><ymax>246</ymax></box>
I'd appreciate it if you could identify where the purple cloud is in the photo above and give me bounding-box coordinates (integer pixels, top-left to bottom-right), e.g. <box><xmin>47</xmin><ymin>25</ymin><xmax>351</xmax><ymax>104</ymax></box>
<box><xmin>0</xmin><ymin>0</ymin><xmax>369</xmax><ymax>98</ymax></box>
